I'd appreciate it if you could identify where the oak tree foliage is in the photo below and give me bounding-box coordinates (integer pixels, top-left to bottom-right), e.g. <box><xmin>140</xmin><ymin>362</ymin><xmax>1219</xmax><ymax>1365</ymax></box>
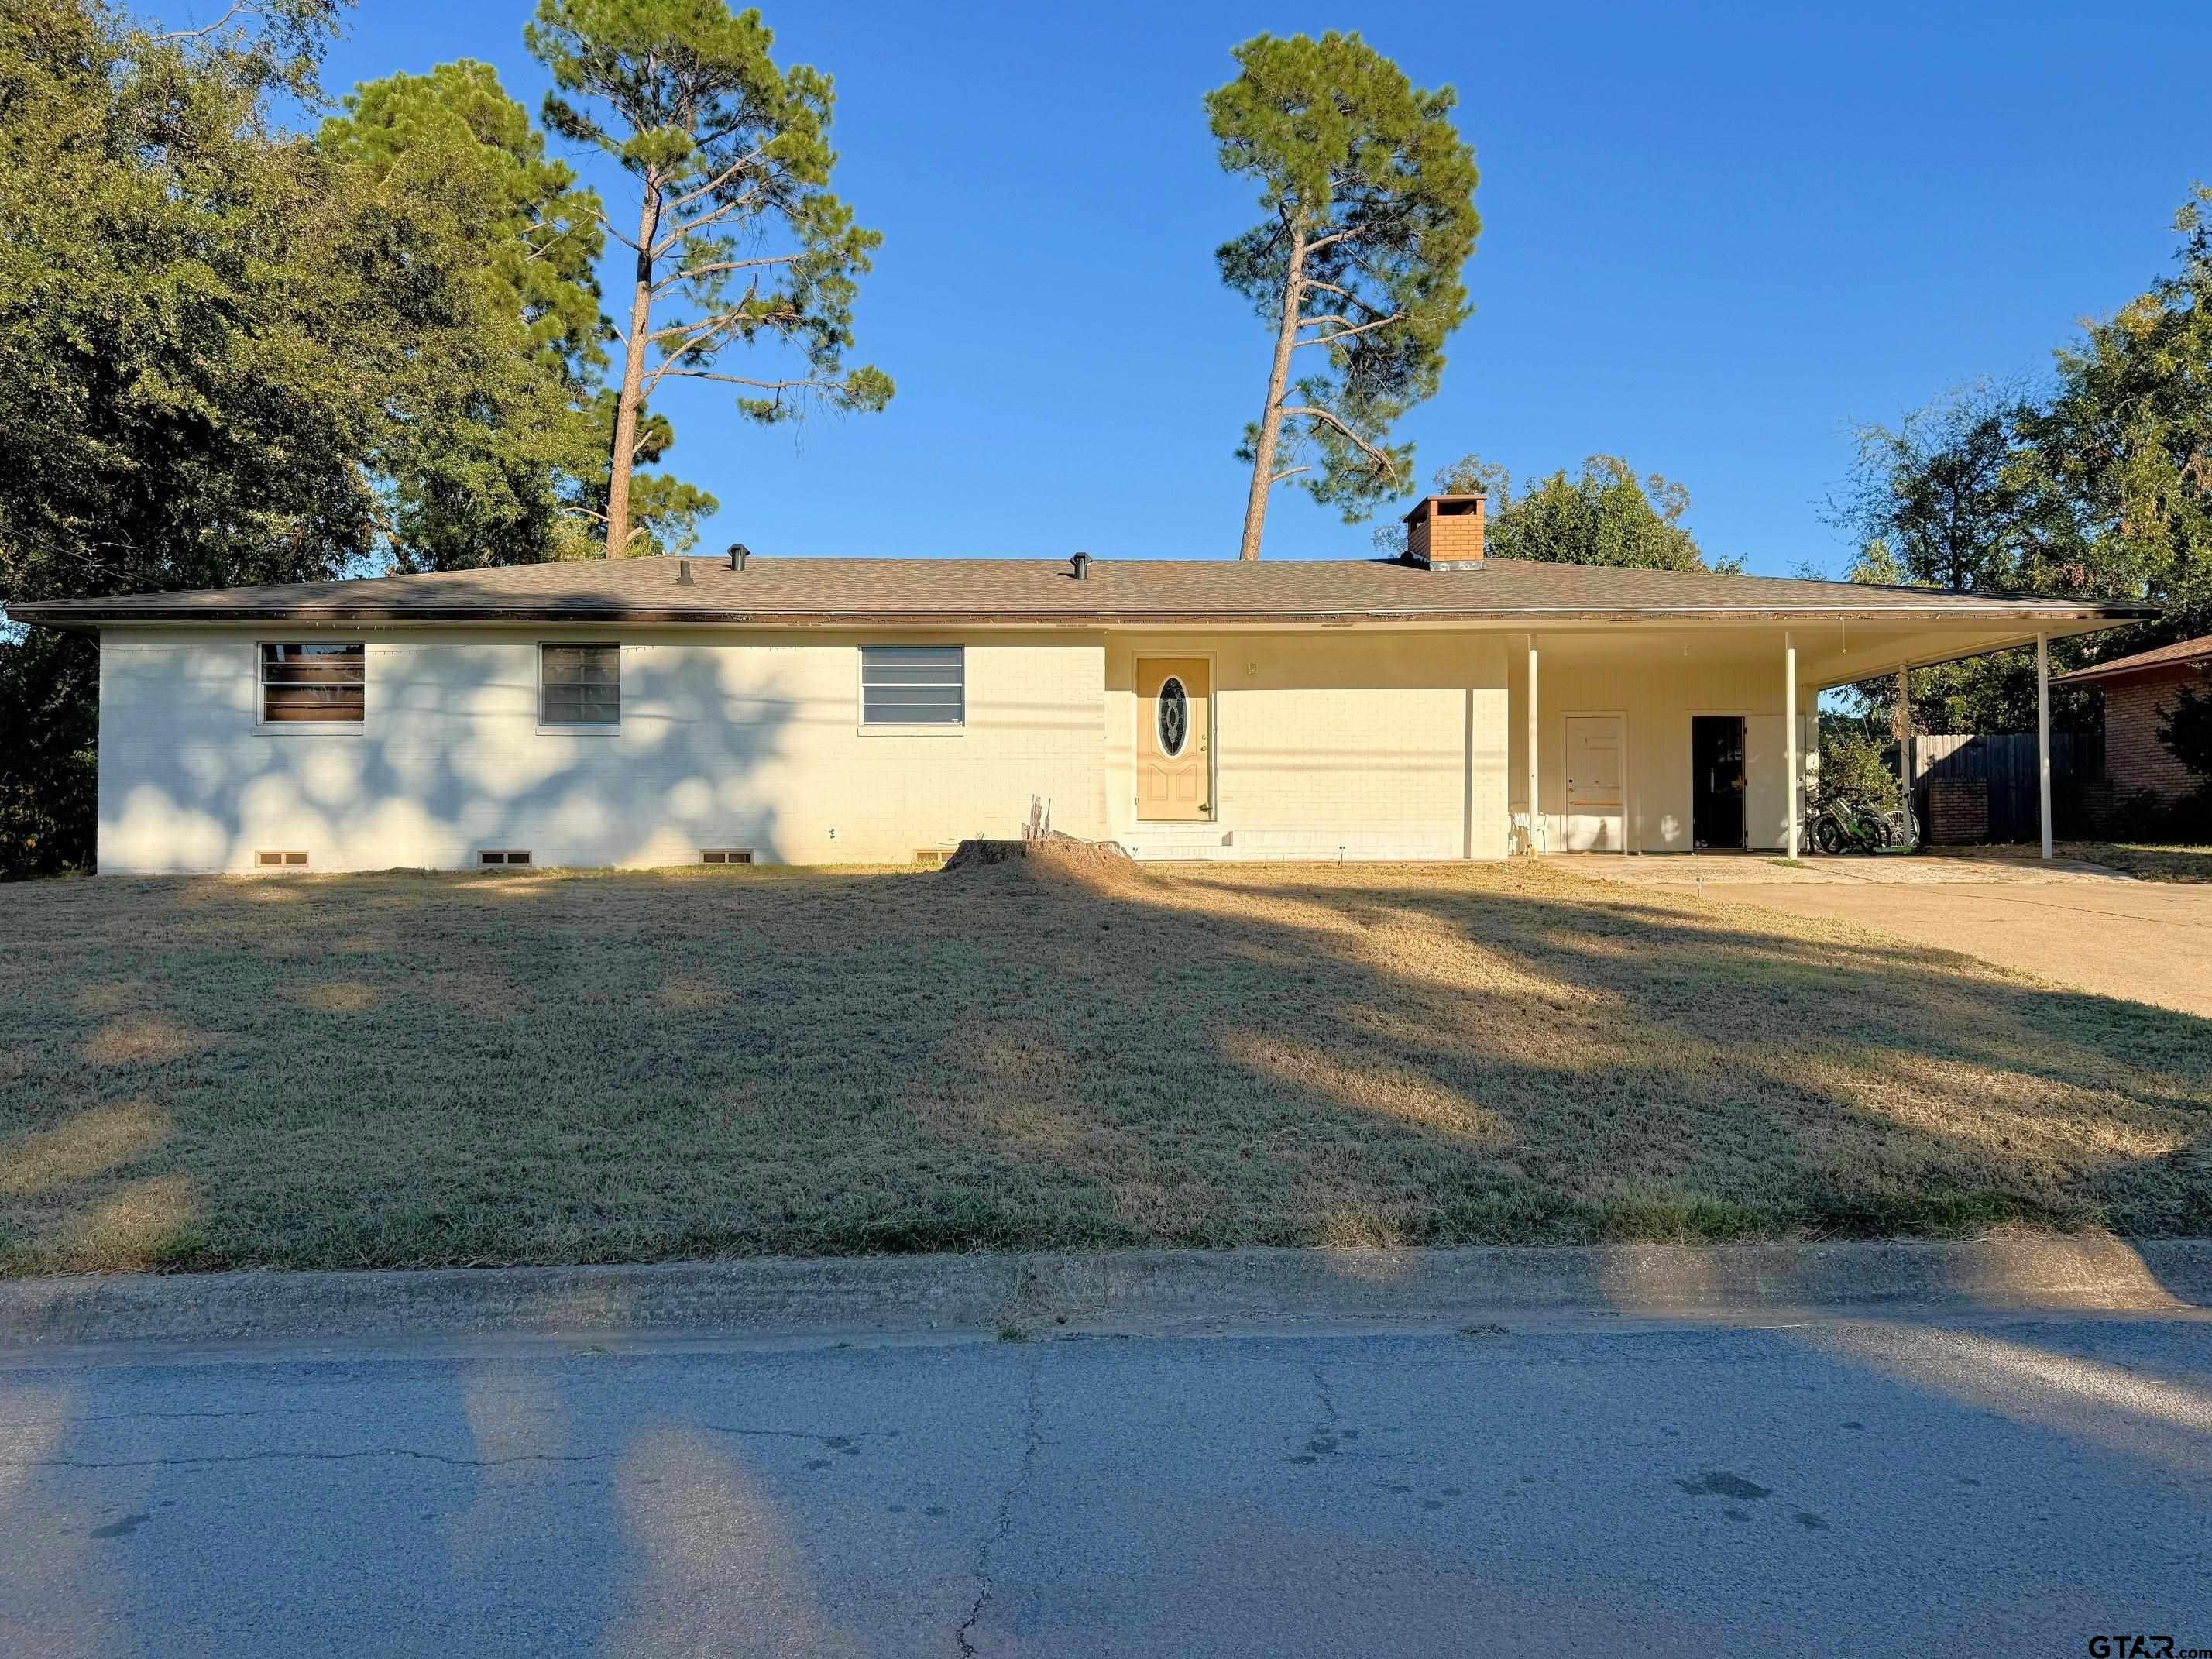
<box><xmin>1</xmin><ymin>0</ymin><xmax>377</xmax><ymax>874</ymax></box>
<box><xmin>1383</xmin><ymin>453</ymin><xmax>1742</xmax><ymax>573</ymax></box>
<box><xmin>1832</xmin><ymin>190</ymin><xmax>2212</xmax><ymax>737</ymax></box>
<box><xmin>0</xmin><ymin>0</ymin><xmax>672</xmax><ymax>871</ymax></box>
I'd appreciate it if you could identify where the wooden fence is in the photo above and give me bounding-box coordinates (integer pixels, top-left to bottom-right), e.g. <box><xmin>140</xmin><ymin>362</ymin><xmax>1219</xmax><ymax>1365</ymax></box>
<box><xmin>1906</xmin><ymin>732</ymin><xmax>2103</xmax><ymax>843</ymax></box>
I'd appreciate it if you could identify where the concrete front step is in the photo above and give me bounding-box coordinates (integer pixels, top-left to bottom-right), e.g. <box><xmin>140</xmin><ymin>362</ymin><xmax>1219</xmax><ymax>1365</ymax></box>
<box><xmin>1121</xmin><ymin>826</ymin><xmax>1464</xmax><ymax>862</ymax></box>
<box><xmin>1122</xmin><ymin>825</ymin><xmax>1235</xmax><ymax>860</ymax></box>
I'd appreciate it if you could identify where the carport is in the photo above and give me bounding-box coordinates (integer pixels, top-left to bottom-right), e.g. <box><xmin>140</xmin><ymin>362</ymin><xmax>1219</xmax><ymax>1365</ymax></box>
<box><xmin>1511</xmin><ymin>599</ymin><xmax>2152</xmax><ymax>860</ymax></box>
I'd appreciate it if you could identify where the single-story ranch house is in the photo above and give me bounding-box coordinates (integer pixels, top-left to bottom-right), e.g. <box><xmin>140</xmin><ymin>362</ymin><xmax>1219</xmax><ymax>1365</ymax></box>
<box><xmin>14</xmin><ymin>496</ymin><xmax>2152</xmax><ymax>874</ymax></box>
<box><xmin>2052</xmin><ymin>632</ymin><xmax>2211</xmax><ymax>805</ymax></box>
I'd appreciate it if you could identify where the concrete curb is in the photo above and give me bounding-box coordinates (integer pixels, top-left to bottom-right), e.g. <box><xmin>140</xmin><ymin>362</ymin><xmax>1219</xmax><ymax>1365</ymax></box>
<box><xmin>1</xmin><ymin>1237</ymin><xmax>2206</xmax><ymax>1352</ymax></box>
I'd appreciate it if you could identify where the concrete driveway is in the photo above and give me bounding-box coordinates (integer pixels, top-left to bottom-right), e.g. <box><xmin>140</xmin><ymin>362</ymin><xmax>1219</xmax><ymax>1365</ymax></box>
<box><xmin>1575</xmin><ymin>852</ymin><xmax>2212</xmax><ymax>1018</ymax></box>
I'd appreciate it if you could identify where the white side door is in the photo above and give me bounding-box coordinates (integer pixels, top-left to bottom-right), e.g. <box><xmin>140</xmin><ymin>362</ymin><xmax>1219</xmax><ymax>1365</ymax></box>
<box><xmin>1743</xmin><ymin>715</ymin><xmax>1785</xmax><ymax>849</ymax></box>
<box><xmin>1561</xmin><ymin>713</ymin><xmax>1626</xmax><ymax>851</ymax></box>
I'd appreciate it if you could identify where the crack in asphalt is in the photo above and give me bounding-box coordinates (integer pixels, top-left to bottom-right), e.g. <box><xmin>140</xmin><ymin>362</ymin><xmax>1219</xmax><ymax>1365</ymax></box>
<box><xmin>1282</xmin><ymin>1362</ymin><xmax>1405</xmax><ymax>1466</ymax></box>
<box><xmin>0</xmin><ymin>1407</ymin><xmax>321</xmax><ymax>1429</ymax></box>
<box><xmin>9</xmin><ymin>1448</ymin><xmax>620</xmax><ymax>1472</ymax></box>
<box><xmin>1310</xmin><ymin>1364</ymin><xmax>1339</xmax><ymax>1436</ymax></box>
<box><xmin>8</xmin><ymin>1422</ymin><xmax>902</xmax><ymax>1476</ymax></box>
<box><xmin>0</xmin><ymin>1407</ymin><xmax>322</xmax><ymax>1433</ymax></box>
<box><xmin>955</xmin><ymin>1348</ymin><xmax>1045</xmax><ymax>1658</ymax></box>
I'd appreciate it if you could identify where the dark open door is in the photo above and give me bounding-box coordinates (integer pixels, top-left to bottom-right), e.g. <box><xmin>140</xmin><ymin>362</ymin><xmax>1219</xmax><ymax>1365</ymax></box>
<box><xmin>1692</xmin><ymin>717</ymin><xmax>1746</xmax><ymax>850</ymax></box>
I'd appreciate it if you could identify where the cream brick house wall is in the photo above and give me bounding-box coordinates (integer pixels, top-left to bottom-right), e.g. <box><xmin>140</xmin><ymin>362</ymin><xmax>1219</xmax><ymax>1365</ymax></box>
<box><xmin>1503</xmin><ymin>640</ymin><xmax>1819</xmax><ymax>853</ymax></box>
<box><xmin>1102</xmin><ymin>632</ymin><xmax>1513</xmax><ymax>860</ymax></box>
<box><xmin>97</xmin><ymin>627</ymin><xmax>1109</xmax><ymax>872</ymax></box>
<box><xmin>89</xmin><ymin>621</ymin><xmax>1834</xmax><ymax>873</ymax></box>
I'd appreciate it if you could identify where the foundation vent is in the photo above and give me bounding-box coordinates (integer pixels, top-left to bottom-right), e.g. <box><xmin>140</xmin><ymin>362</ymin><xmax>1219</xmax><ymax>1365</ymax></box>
<box><xmin>700</xmin><ymin>848</ymin><xmax>754</xmax><ymax>865</ymax></box>
<box><xmin>479</xmin><ymin>850</ymin><xmax>533</xmax><ymax>866</ymax></box>
<box><xmin>256</xmin><ymin>850</ymin><xmax>309</xmax><ymax>867</ymax></box>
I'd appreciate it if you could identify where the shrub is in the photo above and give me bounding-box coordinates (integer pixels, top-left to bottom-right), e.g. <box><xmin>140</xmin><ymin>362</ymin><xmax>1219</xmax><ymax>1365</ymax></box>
<box><xmin>2158</xmin><ymin>671</ymin><xmax>2212</xmax><ymax>784</ymax></box>
<box><xmin>1815</xmin><ymin>730</ymin><xmax>1900</xmax><ymax>812</ymax></box>
<box><xmin>2104</xmin><ymin>785</ymin><xmax>2212</xmax><ymax>843</ymax></box>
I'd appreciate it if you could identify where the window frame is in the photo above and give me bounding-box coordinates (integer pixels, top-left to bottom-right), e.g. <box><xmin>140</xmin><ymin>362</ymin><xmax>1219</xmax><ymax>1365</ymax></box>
<box><xmin>538</xmin><ymin>642</ymin><xmax>623</xmax><ymax>731</ymax></box>
<box><xmin>858</xmin><ymin>644</ymin><xmax>966</xmax><ymax>732</ymax></box>
<box><xmin>256</xmin><ymin>641</ymin><xmax>367</xmax><ymax>730</ymax></box>
<box><xmin>1155</xmin><ymin>674</ymin><xmax>1193</xmax><ymax>757</ymax></box>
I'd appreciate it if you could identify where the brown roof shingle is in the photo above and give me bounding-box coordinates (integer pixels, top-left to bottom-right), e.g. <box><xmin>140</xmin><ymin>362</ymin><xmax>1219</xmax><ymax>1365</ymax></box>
<box><xmin>9</xmin><ymin>555</ymin><xmax>2157</xmax><ymax>628</ymax></box>
<box><xmin>2051</xmin><ymin>632</ymin><xmax>2212</xmax><ymax>684</ymax></box>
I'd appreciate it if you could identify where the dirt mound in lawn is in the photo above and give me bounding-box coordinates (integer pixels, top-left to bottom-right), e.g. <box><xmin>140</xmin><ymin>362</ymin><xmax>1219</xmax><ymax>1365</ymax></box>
<box><xmin>938</xmin><ymin>836</ymin><xmax>1157</xmax><ymax>895</ymax></box>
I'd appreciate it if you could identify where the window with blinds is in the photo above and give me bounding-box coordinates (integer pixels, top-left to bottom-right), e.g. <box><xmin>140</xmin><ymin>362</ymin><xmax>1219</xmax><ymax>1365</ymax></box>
<box><xmin>860</xmin><ymin>646</ymin><xmax>963</xmax><ymax>726</ymax></box>
<box><xmin>259</xmin><ymin>643</ymin><xmax>365</xmax><ymax>723</ymax></box>
<box><xmin>541</xmin><ymin>644</ymin><xmax>620</xmax><ymax>726</ymax></box>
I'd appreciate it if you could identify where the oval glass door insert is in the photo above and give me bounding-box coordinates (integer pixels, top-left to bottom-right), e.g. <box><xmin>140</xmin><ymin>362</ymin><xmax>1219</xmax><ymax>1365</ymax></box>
<box><xmin>1156</xmin><ymin>676</ymin><xmax>1190</xmax><ymax>757</ymax></box>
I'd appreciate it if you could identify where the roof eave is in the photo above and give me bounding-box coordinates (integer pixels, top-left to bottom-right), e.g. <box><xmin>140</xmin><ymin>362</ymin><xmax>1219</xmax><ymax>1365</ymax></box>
<box><xmin>2053</xmin><ymin>657</ymin><xmax>2211</xmax><ymax>686</ymax></box>
<box><xmin>9</xmin><ymin>602</ymin><xmax>2160</xmax><ymax>629</ymax></box>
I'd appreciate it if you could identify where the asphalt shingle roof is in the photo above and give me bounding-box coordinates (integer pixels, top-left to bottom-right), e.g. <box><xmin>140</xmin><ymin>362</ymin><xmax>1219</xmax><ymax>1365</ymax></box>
<box><xmin>11</xmin><ymin>555</ymin><xmax>2156</xmax><ymax>628</ymax></box>
<box><xmin>2051</xmin><ymin>632</ymin><xmax>2212</xmax><ymax>683</ymax></box>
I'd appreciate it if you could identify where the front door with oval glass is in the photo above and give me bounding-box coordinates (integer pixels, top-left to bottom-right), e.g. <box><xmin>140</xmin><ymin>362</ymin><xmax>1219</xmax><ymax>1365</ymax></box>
<box><xmin>1136</xmin><ymin>658</ymin><xmax>1211</xmax><ymax>820</ymax></box>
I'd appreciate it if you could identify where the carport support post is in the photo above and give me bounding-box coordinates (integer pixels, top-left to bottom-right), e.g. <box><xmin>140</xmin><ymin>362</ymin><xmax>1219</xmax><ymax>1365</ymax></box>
<box><xmin>2037</xmin><ymin>631</ymin><xmax>2053</xmax><ymax>860</ymax></box>
<box><xmin>1784</xmin><ymin>633</ymin><xmax>1799</xmax><ymax>859</ymax></box>
<box><xmin>1894</xmin><ymin>667</ymin><xmax>1915</xmax><ymax>847</ymax></box>
<box><xmin>1527</xmin><ymin>635</ymin><xmax>1540</xmax><ymax>855</ymax></box>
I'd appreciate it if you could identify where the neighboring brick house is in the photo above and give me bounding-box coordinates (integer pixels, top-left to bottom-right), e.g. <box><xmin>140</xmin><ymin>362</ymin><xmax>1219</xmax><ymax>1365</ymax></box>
<box><xmin>2054</xmin><ymin>634</ymin><xmax>2212</xmax><ymax>803</ymax></box>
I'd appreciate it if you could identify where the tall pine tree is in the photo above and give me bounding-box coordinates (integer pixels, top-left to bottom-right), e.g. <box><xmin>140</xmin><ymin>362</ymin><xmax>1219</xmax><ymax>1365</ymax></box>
<box><xmin>527</xmin><ymin>0</ymin><xmax>892</xmax><ymax>558</ymax></box>
<box><xmin>1207</xmin><ymin>32</ymin><xmax>1479</xmax><ymax>559</ymax></box>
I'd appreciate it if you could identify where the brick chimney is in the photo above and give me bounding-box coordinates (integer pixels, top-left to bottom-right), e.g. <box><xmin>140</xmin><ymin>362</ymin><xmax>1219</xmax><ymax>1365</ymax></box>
<box><xmin>1402</xmin><ymin>494</ymin><xmax>1486</xmax><ymax>568</ymax></box>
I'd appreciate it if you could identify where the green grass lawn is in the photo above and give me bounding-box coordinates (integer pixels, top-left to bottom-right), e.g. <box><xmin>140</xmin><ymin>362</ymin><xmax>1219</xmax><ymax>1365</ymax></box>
<box><xmin>2059</xmin><ymin>842</ymin><xmax>2212</xmax><ymax>883</ymax></box>
<box><xmin>2</xmin><ymin>857</ymin><xmax>2207</xmax><ymax>1275</ymax></box>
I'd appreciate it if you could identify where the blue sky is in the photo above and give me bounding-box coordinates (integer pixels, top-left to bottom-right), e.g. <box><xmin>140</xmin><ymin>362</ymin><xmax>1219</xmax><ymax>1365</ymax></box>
<box><xmin>311</xmin><ymin>0</ymin><xmax>2211</xmax><ymax>575</ymax></box>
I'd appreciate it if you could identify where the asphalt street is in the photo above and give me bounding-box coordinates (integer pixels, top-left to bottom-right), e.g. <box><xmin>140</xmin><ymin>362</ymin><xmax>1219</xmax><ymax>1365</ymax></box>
<box><xmin>4</xmin><ymin>1313</ymin><xmax>2209</xmax><ymax>1656</ymax></box>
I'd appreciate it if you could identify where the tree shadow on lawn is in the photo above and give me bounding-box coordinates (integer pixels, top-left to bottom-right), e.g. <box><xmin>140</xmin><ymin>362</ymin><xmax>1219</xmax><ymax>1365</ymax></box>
<box><xmin>1</xmin><ymin>860</ymin><xmax>2207</xmax><ymax>1272</ymax></box>
<box><xmin>1072</xmin><ymin>864</ymin><xmax>2210</xmax><ymax>1244</ymax></box>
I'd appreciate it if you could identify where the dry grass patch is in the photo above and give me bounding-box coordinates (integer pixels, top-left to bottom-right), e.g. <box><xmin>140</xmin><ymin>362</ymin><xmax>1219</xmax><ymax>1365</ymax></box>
<box><xmin>2</xmin><ymin>860</ymin><xmax>2207</xmax><ymax>1274</ymax></box>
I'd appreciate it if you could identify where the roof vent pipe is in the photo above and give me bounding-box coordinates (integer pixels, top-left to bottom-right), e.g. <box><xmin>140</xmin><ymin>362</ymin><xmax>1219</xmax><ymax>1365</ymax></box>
<box><xmin>726</xmin><ymin>543</ymin><xmax>751</xmax><ymax>572</ymax></box>
<box><xmin>676</xmin><ymin>558</ymin><xmax>693</xmax><ymax>586</ymax></box>
<box><xmin>1070</xmin><ymin>551</ymin><xmax>1092</xmax><ymax>582</ymax></box>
